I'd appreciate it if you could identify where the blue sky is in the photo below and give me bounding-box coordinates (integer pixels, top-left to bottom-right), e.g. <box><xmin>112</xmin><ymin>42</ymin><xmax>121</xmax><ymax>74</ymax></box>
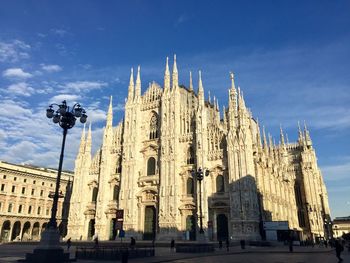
<box><xmin>0</xmin><ymin>1</ymin><xmax>349</xmax><ymax>218</ymax></box>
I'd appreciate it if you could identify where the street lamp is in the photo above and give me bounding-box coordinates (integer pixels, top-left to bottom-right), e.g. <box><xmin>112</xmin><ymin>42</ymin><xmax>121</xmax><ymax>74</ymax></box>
<box><xmin>191</xmin><ymin>167</ymin><xmax>210</xmax><ymax>234</ymax></box>
<box><xmin>26</xmin><ymin>100</ymin><xmax>87</xmax><ymax>262</ymax></box>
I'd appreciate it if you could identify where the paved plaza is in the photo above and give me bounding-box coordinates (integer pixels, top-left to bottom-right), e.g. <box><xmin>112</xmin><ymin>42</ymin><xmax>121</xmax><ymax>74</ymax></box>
<box><xmin>0</xmin><ymin>242</ymin><xmax>349</xmax><ymax>263</ymax></box>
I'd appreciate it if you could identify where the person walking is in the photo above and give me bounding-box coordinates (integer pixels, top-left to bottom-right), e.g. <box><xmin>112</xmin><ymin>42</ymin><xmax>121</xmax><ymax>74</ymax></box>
<box><xmin>66</xmin><ymin>237</ymin><xmax>71</xmax><ymax>251</ymax></box>
<box><xmin>335</xmin><ymin>239</ymin><xmax>344</xmax><ymax>262</ymax></box>
<box><xmin>170</xmin><ymin>238</ymin><xmax>175</xmax><ymax>251</ymax></box>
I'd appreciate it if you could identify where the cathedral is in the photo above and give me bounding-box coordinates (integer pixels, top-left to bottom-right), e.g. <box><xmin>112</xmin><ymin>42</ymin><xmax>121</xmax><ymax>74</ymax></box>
<box><xmin>67</xmin><ymin>56</ymin><xmax>331</xmax><ymax>242</ymax></box>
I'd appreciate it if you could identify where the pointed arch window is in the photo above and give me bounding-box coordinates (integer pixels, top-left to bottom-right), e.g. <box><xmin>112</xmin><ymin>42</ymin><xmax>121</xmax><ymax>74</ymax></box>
<box><xmin>187</xmin><ymin>178</ymin><xmax>194</xmax><ymax>196</ymax></box>
<box><xmin>147</xmin><ymin>157</ymin><xmax>156</xmax><ymax>176</ymax></box>
<box><xmin>187</xmin><ymin>147</ymin><xmax>195</xmax><ymax>164</ymax></box>
<box><xmin>116</xmin><ymin>157</ymin><xmax>122</xmax><ymax>174</ymax></box>
<box><xmin>113</xmin><ymin>185</ymin><xmax>119</xmax><ymax>201</ymax></box>
<box><xmin>149</xmin><ymin>113</ymin><xmax>158</xmax><ymax>139</ymax></box>
<box><xmin>92</xmin><ymin>187</ymin><xmax>98</xmax><ymax>202</ymax></box>
<box><xmin>216</xmin><ymin>175</ymin><xmax>225</xmax><ymax>193</ymax></box>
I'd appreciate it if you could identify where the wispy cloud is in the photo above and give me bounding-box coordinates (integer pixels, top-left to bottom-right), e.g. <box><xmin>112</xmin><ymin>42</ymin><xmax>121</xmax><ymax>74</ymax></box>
<box><xmin>3</xmin><ymin>68</ymin><xmax>32</xmax><ymax>79</ymax></box>
<box><xmin>6</xmin><ymin>82</ymin><xmax>35</xmax><ymax>97</ymax></box>
<box><xmin>61</xmin><ymin>81</ymin><xmax>108</xmax><ymax>92</ymax></box>
<box><xmin>51</xmin><ymin>28</ymin><xmax>68</xmax><ymax>37</ymax></box>
<box><xmin>0</xmin><ymin>40</ymin><xmax>30</xmax><ymax>63</ymax></box>
<box><xmin>41</xmin><ymin>64</ymin><xmax>62</xmax><ymax>73</ymax></box>
<box><xmin>174</xmin><ymin>14</ymin><xmax>189</xmax><ymax>27</ymax></box>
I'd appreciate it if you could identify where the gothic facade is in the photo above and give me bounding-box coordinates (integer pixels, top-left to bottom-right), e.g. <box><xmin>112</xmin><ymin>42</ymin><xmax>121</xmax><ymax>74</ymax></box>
<box><xmin>68</xmin><ymin>56</ymin><xmax>331</xmax><ymax>242</ymax></box>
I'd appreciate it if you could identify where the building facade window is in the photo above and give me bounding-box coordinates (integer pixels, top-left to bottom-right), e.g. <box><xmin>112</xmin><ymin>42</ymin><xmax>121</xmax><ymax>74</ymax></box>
<box><xmin>18</xmin><ymin>204</ymin><xmax>22</xmax><ymax>213</ymax></box>
<box><xmin>37</xmin><ymin>207</ymin><xmax>41</xmax><ymax>215</ymax></box>
<box><xmin>187</xmin><ymin>147</ymin><xmax>195</xmax><ymax>164</ymax></box>
<box><xmin>28</xmin><ymin>206</ymin><xmax>32</xmax><ymax>214</ymax></box>
<box><xmin>8</xmin><ymin>203</ymin><xmax>13</xmax><ymax>212</ymax></box>
<box><xmin>149</xmin><ymin>113</ymin><xmax>158</xmax><ymax>139</ymax></box>
<box><xmin>147</xmin><ymin>157</ymin><xmax>156</xmax><ymax>176</ymax></box>
<box><xmin>31</xmin><ymin>189</ymin><xmax>35</xmax><ymax>195</ymax></box>
<box><xmin>1</xmin><ymin>184</ymin><xmax>5</xmax><ymax>191</ymax></box>
<box><xmin>216</xmin><ymin>175</ymin><xmax>225</xmax><ymax>193</ymax></box>
<box><xmin>22</xmin><ymin>187</ymin><xmax>25</xmax><ymax>194</ymax></box>
<box><xmin>113</xmin><ymin>185</ymin><xmax>119</xmax><ymax>201</ymax></box>
<box><xmin>187</xmin><ymin>178</ymin><xmax>194</xmax><ymax>195</ymax></box>
<box><xmin>40</xmin><ymin>190</ymin><xmax>43</xmax><ymax>197</ymax></box>
<box><xmin>92</xmin><ymin>187</ymin><xmax>98</xmax><ymax>202</ymax></box>
<box><xmin>11</xmin><ymin>186</ymin><xmax>15</xmax><ymax>193</ymax></box>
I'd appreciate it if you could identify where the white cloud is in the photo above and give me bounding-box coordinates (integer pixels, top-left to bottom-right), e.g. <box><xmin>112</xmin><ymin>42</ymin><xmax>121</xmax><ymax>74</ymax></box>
<box><xmin>62</xmin><ymin>81</ymin><xmax>108</xmax><ymax>92</ymax></box>
<box><xmin>7</xmin><ymin>82</ymin><xmax>35</xmax><ymax>97</ymax></box>
<box><xmin>49</xmin><ymin>94</ymin><xmax>81</xmax><ymax>104</ymax></box>
<box><xmin>3</xmin><ymin>68</ymin><xmax>33</xmax><ymax>79</ymax></box>
<box><xmin>321</xmin><ymin>161</ymin><xmax>350</xmax><ymax>182</ymax></box>
<box><xmin>51</xmin><ymin>28</ymin><xmax>68</xmax><ymax>37</ymax></box>
<box><xmin>0</xmin><ymin>40</ymin><xmax>30</xmax><ymax>63</ymax></box>
<box><xmin>41</xmin><ymin>64</ymin><xmax>62</xmax><ymax>73</ymax></box>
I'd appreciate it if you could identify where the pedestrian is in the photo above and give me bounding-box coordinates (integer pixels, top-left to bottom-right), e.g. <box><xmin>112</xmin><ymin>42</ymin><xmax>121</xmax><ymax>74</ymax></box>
<box><xmin>170</xmin><ymin>238</ymin><xmax>175</xmax><ymax>251</ymax></box>
<box><xmin>288</xmin><ymin>239</ymin><xmax>293</xmax><ymax>252</ymax></box>
<box><xmin>324</xmin><ymin>240</ymin><xmax>328</xmax><ymax>248</ymax></box>
<box><xmin>93</xmin><ymin>236</ymin><xmax>99</xmax><ymax>248</ymax></box>
<box><xmin>130</xmin><ymin>237</ymin><xmax>136</xmax><ymax>249</ymax></box>
<box><xmin>240</xmin><ymin>239</ymin><xmax>245</xmax><ymax>249</ymax></box>
<box><xmin>335</xmin><ymin>239</ymin><xmax>344</xmax><ymax>262</ymax></box>
<box><xmin>66</xmin><ymin>237</ymin><xmax>71</xmax><ymax>251</ymax></box>
<box><xmin>226</xmin><ymin>239</ymin><xmax>230</xmax><ymax>251</ymax></box>
<box><xmin>219</xmin><ymin>240</ymin><xmax>223</xmax><ymax>250</ymax></box>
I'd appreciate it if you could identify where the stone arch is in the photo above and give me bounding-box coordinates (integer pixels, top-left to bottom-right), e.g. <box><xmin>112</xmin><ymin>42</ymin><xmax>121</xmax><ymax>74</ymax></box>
<box><xmin>22</xmin><ymin>221</ymin><xmax>31</xmax><ymax>241</ymax></box>
<box><xmin>32</xmin><ymin>222</ymin><xmax>40</xmax><ymax>240</ymax></box>
<box><xmin>41</xmin><ymin>223</ymin><xmax>47</xmax><ymax>233</ymax></box>
<box><xmin>11</xmin><ymin>221</ymin><xmax>21</xmax><ymax>241</ymax></box>
<box><xmin>0</xmin><ymin>220</ymin><xmax>11</xmax><ymax>242</ymax></box>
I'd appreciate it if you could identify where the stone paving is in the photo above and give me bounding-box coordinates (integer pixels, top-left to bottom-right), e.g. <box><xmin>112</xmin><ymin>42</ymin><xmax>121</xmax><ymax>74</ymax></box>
<box><xmin>0</xmin><ymin>242</ymin><xmax>349</xmax><ymax>263</ymax></box>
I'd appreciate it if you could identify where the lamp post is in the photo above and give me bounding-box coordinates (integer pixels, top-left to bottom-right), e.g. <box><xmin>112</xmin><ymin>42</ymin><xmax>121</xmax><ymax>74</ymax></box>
<box><xmin>191</xmin><ymin>167</ymin><xmax>209</xmax><ymax>234</ymax></box>
<box><xmin>26</xmin><ymin>100</ymin><xmax>87</xmax><ymax>263</ymax></box>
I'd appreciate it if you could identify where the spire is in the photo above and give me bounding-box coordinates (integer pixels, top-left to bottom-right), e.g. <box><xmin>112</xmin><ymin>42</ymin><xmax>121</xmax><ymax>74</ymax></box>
<box><xmin>304</xmin><ymin>121</ymin><xmax>312</xmax><ymax>146</ymax></box>
<box><xmin>78</xmin><ymin>124</ymin><xmax>86</xmax><ymax>154</ymax></box>
<box><xmin>164</xmin><ymin>57</ymin><xmax>170</xmax><ymax>92</ymax></box>
<box><xmin>256</xmin><ymin>118</ymin><xmax>262</xmax><ymax>149</ymax></box>
<box><xmin>198</xmin><ymin>70</ymin><xmax>204</xmax><ymax>97</ymax></box>
<box><xmin>298</xmin><ymin>121</ymin><xmax>304</xmax><ymax>145</ymax></box>
<box><xmin>216</xmin><ymin>98</ymin><xmax>219</xmax><ymax>111</ymax></box>
<box><xmin>229</xmin><ymin>72</ymin><xmax>237</xmax><ymax>112</ymax></box>
<box><xmin>208</xmin><ymin>91</ymin><xmax>211</xmax><ymax>103</ymax></box>
<box><xmin>85</xmin><ymin>122</ymin><xmax>92</xmax><ymax>154</ymax></box>
<box><xmin>128</xmin><ymin>67</ymin><xmax>134</xmax><ymax>101</ymax></box>
<box><xmin>172</xmin><ymin>54</ymin><xmax>178</xmax><ymax>89</ymax></box>
<box><xmin>134</xmin><ymin>65</ymin><xmax>141</xmax><ymax>99</ymax></box>
<box><xmin>262</xmin><ymin>125</ymin><xmax>268</xmax><ymax>148</ymax></box>
<box><xmin>106</xmin><ymin>96</ymin><xmax>113</xmax><ymax>127</ymax></box>
<box><xmin>280</xmin><ymin>124</ymin><xmax>285</xmax><ymax>146</ymax></box>
<box><xmin>189</xmin><ymin>71</ymin><xmax>193</xmax><ymax>91</ymax></box>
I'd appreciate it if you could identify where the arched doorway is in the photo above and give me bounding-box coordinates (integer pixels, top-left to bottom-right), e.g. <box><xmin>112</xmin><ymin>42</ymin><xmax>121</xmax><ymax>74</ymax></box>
<box><xmin>88</xmin><ymin>219</ymin><xmax>95</xmax><ymax>240</ymax></box>
<box><xmin>143</xmin><ymin>206</ymin><xmax>156</xmax><ymax>240</ymax></box>
<box><xmin>41</xmin><ymin>222</ymin><xmax>47</xmax><ymax>233</ymax></box>
<box><xmin>22</xmin><ymin>222</ymin><xmax>31</xmax><ymax>241</ymax></box>
<box><xmin>109</xmin><ymin>219</ymin><xmax>117</xmax><ymax>240</ymax></box>
<box><xmin>216</xmin><ymin>214</ymin><xmax>228</xmax><ymax>241</ymax></box>
<box><xmin>32</xmin><ymin>222</ymin><xmax>40</xmax><ymax>240</ymax></box>
<box><xmin>186</xmin><ymin>215</ymin><xmax>196</xmax><ymax>241</ymax></box>
<box><xmin>1</xmin><ymin>221</ymin><xmax>11</xmax><ymax>242</ymax></box>
<box><xmin>11</xmin><ymin>221</ymin><xmax>21</xmax><ymax>241</ymax></box>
